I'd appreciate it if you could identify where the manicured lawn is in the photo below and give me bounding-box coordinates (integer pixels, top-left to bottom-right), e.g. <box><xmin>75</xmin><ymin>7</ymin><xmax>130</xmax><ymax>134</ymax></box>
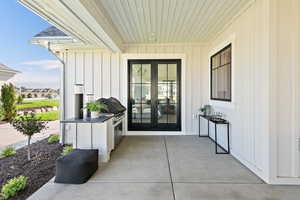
<box><xmin>17</xmin><ymin>99</ymin><xmax>59</xmax><ymax>110</ymax></box>
<box><xmin>35</xmin><ymin>110</ymin><xmax>59</xmax><ymax>121</ymax></box>
<box><xmin>16</xmin><ymin>111</ymin><xmax>59</xmax><ymax>121</ymax></box>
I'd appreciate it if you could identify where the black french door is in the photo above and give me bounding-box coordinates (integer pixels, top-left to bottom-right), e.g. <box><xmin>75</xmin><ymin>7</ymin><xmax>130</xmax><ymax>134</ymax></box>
<box><xmin>128</xmin><ymin>59</ymin><xmax>181</xmax><ymax>131</ymax></box>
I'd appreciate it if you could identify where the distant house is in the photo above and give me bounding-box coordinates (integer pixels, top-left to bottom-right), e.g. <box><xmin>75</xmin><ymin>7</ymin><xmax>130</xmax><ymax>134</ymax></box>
<box><xmin>18</xmin><ymin>87</ymin><xmax>59</xmax><ymax>99</ymax></box>
<box><xmin>0</xmin><ymin>63</ymin><xmax>19</xmax><ymax>90</ymax></box>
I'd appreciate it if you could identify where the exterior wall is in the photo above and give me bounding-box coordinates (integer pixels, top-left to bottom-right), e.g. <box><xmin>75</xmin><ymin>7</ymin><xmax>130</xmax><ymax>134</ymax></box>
<box><xmin>61</xmin><ymin>50</ymin><xmax>122</xmax><ymax>143</ymax></box>
<box><xmin>203</xmin><ymin>0</ymin><xmax>300</xmax><ymax>184</ymax></box>
<box><xmin>60</xmin><ymin>45</ymin><xmax>205</xmax><ymax>141</ymax></box>
<box><xmin>59</xmin><ymin>0</ymin><xmax>299</xmax><ymax>184</ymax></box>
<box><xmin>202</xmin><ymin>0</ymin><xmax>270</xmax><ymax>181</ymax></box>
<box><xmin>269</xmin><ymin>0</ymin><xmax>300</xmax><ymax>183</ymax></box>
<box><xmin>0</xmin><ymin>72</ymin><xmax>17</xmax><ymax>95</ymax></box>
<box><xmin>124</xmin><ymin>44</ymin><xmax>204</xmax><ymax>134</ymax></box>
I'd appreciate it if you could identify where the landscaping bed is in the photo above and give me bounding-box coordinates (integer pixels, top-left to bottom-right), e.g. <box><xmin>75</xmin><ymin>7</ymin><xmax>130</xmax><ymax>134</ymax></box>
<box><xmin>0</xmin><ymin>138</ymin><xmax>63</xmax><ymax>200</ymax></box>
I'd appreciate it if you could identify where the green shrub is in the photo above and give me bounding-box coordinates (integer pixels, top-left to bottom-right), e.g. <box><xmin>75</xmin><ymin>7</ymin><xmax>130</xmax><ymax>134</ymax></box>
<box><xmin>61</xmin><ymin>145</ymin><xmax>73</xmax><ymax>156</ymax></box>
<box><xmin>48</xmin><ymin>135</ymin><xmax>60</xmax><ymax>143</ymax></box>
<box><xmin>0</xmin><ymin>176</ymin><xmax>27</xmax><ymax>200</ymax></box>
<box><xmin>17</xmin><ymin>95</ymin><xmax>23</xmax><ymax>104</ymax></box>
<box><xmin>0</xmin><ymin>147</ymin><xmax>16</xmax><ymax>158</ymax></box>
<box><xmin>0</xmin><ymin>105</ymin><xmax>4</xmax><ymax>121</ymax></box>
<box><xmin>11</xmin><ymin>113</ymin><xmax>48</xmax><ymax>161</ymax></box>
<box><xmin>0</xmin><ymin>83</ymin><xmax>17</xmax><ymax>121</ymax></box>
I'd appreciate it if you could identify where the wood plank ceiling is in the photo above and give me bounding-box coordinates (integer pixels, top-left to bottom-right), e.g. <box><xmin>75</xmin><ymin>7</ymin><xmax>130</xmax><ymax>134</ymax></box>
<box><xmin>99</xmin><ymin>0</ymin><xmax>252</xmax><ymax>44</ymax></box>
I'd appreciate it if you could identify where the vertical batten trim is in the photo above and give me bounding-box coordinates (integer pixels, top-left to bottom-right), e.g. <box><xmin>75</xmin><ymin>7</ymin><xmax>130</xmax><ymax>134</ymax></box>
<box><xmin>74</xmin><ymin>52</ymin><xmax>77</xmax><ymax>84</ymax></box>
<box><xmin>83</xmin><ymin>52</ymin><xmax>85</xmax><ymax>94</ymax></box>
<box><xmin>118</xmin><ymin>53</ymin><xmax>121</xmax><ymax>99</ymax></box>
<box><xmin>290</xmin><ymin>0</ymin><xmax>298</xmax><ymax>178</ymax></box>
<box><xmin>109</xmin><ymin>53</ymin><xmax>112</xmax><ymax>97</ymax></box>
<box><xmin>92</xmin><ymin>52</ymin><xmax>95</xmax><ymax>95</ymax></box>
<box><xmin>100</xmin><ymin>53</ymin><xmax>103</xmax><ymax>97</ymax></box>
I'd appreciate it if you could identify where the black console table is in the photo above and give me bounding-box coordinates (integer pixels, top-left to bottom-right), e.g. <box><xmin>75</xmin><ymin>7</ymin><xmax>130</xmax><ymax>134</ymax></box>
<box><xmin>198</xmin><ymin>115</ymin><xmax>230</xmax><ymax>154</ymax></box>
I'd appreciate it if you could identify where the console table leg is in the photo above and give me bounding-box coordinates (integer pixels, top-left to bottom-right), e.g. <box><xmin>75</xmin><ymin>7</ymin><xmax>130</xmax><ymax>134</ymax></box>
<box><xmin>198</xmin><ymin>116</ymin><xmax>201</xmax><ymax>137</ymax></box>
<box><xmin>208</xmin><ymin>120</ymin><xmax>210</xmax><ymax>138</ymax></box>
<box><xmin>227</xmin><ymin>124</ymin><xmax>230</xmax><ymax>154</ymax></box>
<box><xmin>215</xmin><ymin>123</ymin><xmax>217</xmax><ymax>154</ymax></box>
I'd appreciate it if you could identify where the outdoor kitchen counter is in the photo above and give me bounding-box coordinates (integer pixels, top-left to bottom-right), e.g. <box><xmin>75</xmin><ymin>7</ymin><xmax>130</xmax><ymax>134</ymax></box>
<box><xmin>60</xmin><ymin>116</ymin><xmax>113</xmax><ymax>124</ymax></box>
<box><xmin>60</xmin><ymin>116</ymin><xmax>115</xmax><ymax>162</ymax></box>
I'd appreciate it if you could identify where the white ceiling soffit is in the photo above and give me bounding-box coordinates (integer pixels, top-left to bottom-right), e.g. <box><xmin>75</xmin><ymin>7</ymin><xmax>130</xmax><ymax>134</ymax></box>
<box><xmin>18</xmin><ymin>0</ymin><xmax>123</xmax><ymax>52</ymax></box>
<box><xmin>19</xmin><ymin>0</ymin><xmax>254</xmax><ymax>49</ymax></box>
<box><xmin>99</xmin><ymin>0</ymin><xmax>253</xmax><ymax>44</ymax></box>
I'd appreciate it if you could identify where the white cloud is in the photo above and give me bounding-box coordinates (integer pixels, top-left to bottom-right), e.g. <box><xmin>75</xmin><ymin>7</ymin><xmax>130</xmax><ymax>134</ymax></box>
<box><xmin>10</xmin><ymin>71</ymin><xmax>59</xmax><ymax>89</ymax></box>
<box><xmin>9</xmin><ymin>59</ymin><xmax>61</xmax><ymax>88</ymax></box>
<box><xmin>20</xmin><ymin>59</ymin><xmax>61</xmax><ymax>70</ymax></box>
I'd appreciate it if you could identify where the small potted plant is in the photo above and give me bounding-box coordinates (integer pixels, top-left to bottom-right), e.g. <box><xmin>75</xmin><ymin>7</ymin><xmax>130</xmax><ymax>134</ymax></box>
<box><xmin>85</xmin><ymin>101</ymin><xmax>108</xmax><ymax>119</ymax></box>
<box><xmin>199</xmin><ymin>105</ymin><xmax>212</xmax><ymax>116</ymax></box>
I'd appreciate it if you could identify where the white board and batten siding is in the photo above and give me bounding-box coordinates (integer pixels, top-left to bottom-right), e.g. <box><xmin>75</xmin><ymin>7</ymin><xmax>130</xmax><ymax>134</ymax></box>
<box><xmin>61</xmin><ymin>50</ymin><xmax>122</xmax><ymax>144</ymax></box>
<box><xmin>61</xmin><ymin>45</ymin><xmax>205</xmax><ymax>139</ymax></box>
<box><xmin>203</xmin><ymin>0</ymin><xmax>300</xmax><ymax>183</ymax></box>
<box><xmin>123</xmin><ymin>44</ymin><xmax>204</xmax><ymax>135</ymax></box>
<box><xmin>269</xmin><ymin>0</ymin><xmax>300</xmax><ymax>184</ymax></box>
<box><xmin>59</xmin><ymin>0</ymin><xmax>300</xmax><ymax>184</ymax></box>
<box><xmin>201</xmin><ymin>0</ymin><xmax>270</xmax><ymax>182</ymax></box>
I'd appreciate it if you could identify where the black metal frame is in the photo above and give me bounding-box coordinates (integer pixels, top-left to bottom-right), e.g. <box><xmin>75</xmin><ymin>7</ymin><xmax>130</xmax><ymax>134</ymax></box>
<box><xmin>210</xmin><ymin>44</ymin><xmax>232</xmax><ymax>102</ymax></box>
<box><xmin>128</xmin><ymin>59</ymin><xmax>181</xmax><ymax>131</ymax></box>
<box><xmin>198</xmin><ymin>115</ymin><xmax>230</xmax><ymax>154</ymax></box>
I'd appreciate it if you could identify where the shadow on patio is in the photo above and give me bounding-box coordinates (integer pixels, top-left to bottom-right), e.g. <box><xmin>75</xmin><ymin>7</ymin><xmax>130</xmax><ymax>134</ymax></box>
<box><xmin>28</xmin><ymin>136</ymin><xmax>300</xmax><ymax>200</ymax></box>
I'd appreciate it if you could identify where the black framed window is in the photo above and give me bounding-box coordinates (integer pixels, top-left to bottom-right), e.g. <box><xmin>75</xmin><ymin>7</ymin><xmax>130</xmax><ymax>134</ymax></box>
<box><xmin>211</xmin><ymin>44</ymin><xmax>232</xmax><ymax>101</ymax></box>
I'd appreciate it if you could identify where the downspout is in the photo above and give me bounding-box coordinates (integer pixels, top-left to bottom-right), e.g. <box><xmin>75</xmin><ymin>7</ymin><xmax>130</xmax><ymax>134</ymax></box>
<box><xmin>47</xmin><ymin>41</ymin><xmax>66</xmax><ymax>144</ymax></box>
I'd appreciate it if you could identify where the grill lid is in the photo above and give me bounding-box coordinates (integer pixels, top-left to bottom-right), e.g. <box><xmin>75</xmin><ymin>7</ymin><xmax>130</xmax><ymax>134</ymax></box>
<box><xmin>96</xmin><ymin>97</ymin><xmax>126</xmax><ymax>114</ymax></box>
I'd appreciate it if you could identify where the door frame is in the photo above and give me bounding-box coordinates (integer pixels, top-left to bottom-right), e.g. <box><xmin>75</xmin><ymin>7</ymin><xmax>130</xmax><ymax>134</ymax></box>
<box><xmin>127</xmin><ymin>59</ymin><xmax>182</xmax><ymax>131</ymax></box>
<box><xmin>121</xmin><ymin>54</ymin><xmax>186</xmax><ymax>135</ymax></box>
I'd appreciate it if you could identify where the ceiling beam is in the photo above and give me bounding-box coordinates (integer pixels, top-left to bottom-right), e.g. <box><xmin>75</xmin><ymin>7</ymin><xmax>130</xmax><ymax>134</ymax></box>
<box><xmin>18</xmin><ymin>0</ymin><xmax>124</xmax><ymax>52</ymax></box>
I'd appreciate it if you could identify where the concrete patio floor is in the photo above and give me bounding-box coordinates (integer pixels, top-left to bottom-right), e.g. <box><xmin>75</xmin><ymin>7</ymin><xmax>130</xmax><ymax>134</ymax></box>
<box><xmin>28</xmin><ymin>136</ymin><xmax>300</xmax><ymax>200</ymax></box>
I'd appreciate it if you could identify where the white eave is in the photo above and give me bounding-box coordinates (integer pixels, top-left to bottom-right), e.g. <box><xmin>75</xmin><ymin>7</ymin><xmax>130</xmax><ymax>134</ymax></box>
<box><xmin>18</xmin><ymin>0</ymin><xmax>124</xmax><ymax>52</ymax></box>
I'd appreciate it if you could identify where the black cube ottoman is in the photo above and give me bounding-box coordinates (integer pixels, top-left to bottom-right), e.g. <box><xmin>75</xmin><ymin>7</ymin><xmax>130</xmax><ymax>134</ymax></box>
<box><xmin>55</xmin><ymin>149</ymin><xmax>99</xmax><ymax>184</ymax></box>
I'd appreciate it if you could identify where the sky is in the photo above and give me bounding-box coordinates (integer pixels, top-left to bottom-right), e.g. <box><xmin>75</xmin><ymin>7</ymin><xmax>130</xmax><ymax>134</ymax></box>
<box><xmin>0</xmin><ymin>1</ymin><xmax>60</xmax><ymax>89</ymax></box>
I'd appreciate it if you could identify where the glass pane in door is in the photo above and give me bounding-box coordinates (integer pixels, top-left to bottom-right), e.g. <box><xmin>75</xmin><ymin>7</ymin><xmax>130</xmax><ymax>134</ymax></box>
<box><xmin>129</xmin><ymin>63</ymin><xmax>151</xmax><ymax>125</ymax></box>
<box><xmin>157</xmin><ymin>63</ymin><xmax>178</xmax><ymax>125</ymax></box>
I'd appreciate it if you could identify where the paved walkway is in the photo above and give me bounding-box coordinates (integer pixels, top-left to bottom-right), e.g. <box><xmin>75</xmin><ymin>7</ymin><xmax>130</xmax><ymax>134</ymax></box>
<box><xmin>28</xmin><ymin>136</ymin><xmax>300</xmax><ymax>200</ymax></box>
<box><xmin>0</xmin><ymin>120</ymin><xmax>59</xmax><ymax>151</ymax></box>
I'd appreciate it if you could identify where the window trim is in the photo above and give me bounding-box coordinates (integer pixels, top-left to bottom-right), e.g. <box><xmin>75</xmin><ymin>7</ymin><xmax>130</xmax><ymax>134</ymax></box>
<box><xmin>210</xmin><ymin>44</ymin><xmax>232</xmax><ymax>102</ymax></box>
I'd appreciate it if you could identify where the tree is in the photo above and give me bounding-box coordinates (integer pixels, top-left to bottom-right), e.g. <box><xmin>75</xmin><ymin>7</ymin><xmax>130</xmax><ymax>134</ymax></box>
<box><xmin>27</xmin><ymin>93</ymin><xmax>32</xmax><ymax>98</ymax></box>
<box><xmin>21</xmin><ymin>94</ymin><xmax>26</xmax><ymax>99</ymax></box>
<box><xmin>0</xmin><ymin>83</ymin><xmax>17</xmax><ymax>121</ymax></box>
<box><xmin>11</xmin><ymin>113</ymin><xmax>48</xmax><ymax>160</ymax></box>
<box><xmin>17</xmin><ymin>95</ymin><xmax>23</xmax><ymax>104</ymax></box>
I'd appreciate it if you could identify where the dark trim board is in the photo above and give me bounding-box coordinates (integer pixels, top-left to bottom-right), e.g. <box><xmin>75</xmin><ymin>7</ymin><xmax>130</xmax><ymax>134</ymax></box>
<box><xmin>210</xmin><ymin>44</ymin><xmax>232</xmax><ymax>102</ymax></box>
<box><xmin>128</xmin><ymin>59</ymin><xmax>181</xmax><ymax>131</ymax></box>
